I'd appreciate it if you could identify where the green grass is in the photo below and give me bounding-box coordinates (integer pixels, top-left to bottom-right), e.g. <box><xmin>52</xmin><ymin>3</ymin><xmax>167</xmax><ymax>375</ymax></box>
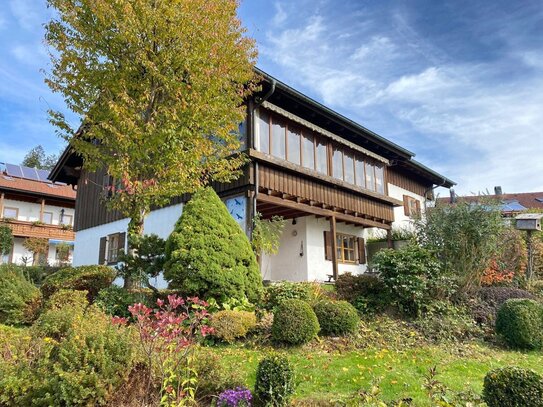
<box><xmin>213</xmin><ymin>342</ymin><xmax>543</xmax><ymax>405</ymax></box>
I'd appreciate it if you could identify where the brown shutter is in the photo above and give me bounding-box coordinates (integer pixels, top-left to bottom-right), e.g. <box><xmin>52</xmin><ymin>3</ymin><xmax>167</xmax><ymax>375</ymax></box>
<box><xmin>357</xmin><ymin>237</ymin><xmax>366</xmax><ymax>264</ymax></box>
<box><xmin>403</xmin><ymin>195</ymin><xmax>410</xmax><ymax>216</ymax></box>
<box><xmin>118</xmin><ymin>232</ymin><xmax>126</xmax><ymax>254</ymax></box>
<box><xmin>323</xmin><ymin>231</ymin><xmax>332</xmax><ymax>261</ymax></box>
<box><xmin>98</xmin><ymin>236</ymin><xmax>107</xmax><ymax>265</ymax></box>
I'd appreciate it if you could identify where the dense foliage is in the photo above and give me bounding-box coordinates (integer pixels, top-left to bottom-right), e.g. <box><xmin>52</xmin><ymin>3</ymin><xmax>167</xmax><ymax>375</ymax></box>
<box><xmin>271</xmin><ymin>299</ymin><xmax>319</xmax><ymax>345</ymax></box>
<box><xmin>262</xmin><ymin>281</ymin><xmax>317</xmax><ymax>312</ymax></box>
<box><xmin>335</xmin><ymin>272</ymin><xmax>389</xmax><ymax>313</ymax></box>
<box><xmin>416</xmin><ymin>201</ymin><xmax>503</xmax><ymax>292</ymax></box>
<box><xmin>95</xmin><ymin>286</ymin><xmax>148</xmax><ymax>318</ymax></box>
<box><xmin>482</xmin><ymin>228</ymin><xmax>527</xmax><ymax>286</ymax></box>
<box><xmin>0</xmin><ymin>292</ymin><xmax>135</xmax><ymax>406</ymax></box>
<box><xmin>22</xmin><ymin>237</ymin><xmax>49</xmax><ymax>266</ymax></box>
<box><xmin>165</xmin><ymin>187</ymin><xmax>262</xmax><ymax>303</ymax></box>
<box><xmin>254</xmin><ymin>355</ymin><xmax>295</xmax><ymax>407</ymax></box>
<box><xmin>211</xmin><ymin>310</ymin><xmax>257</xmax><ymax>343</ymax></box>
<box><xmin>495</xmin><ymin>299</ymin><xmax>543</xmax><ymax>349</ymax></box>
<box><xmin>372</xmin><ymin>245</ymin><xmax>451</xmax><ymax>316</ymax></box>
<box><xmin>0</xmin><ymin>224</ymin><xmax>13</xmax><ymax>257</ymax></box>
<box><xmin>21</xmin><ymin>145</ymin><xmax>59</xmax><ymax>170</ymax></box>
<box><xmin>0</xmin><ymin>264</ymin><xmax>41</xmax><ymax>325</ymax></box>
<box><xmin>251</xmin><ymin>214</ymin><xmax>285</xmax><ymax>256</ymax></box>
<box><xmin>313</xmin><ymin>300</ymin><xmax>359</xmax><ymax>336</ymax></box>
<box><xmin>483</xmin><ymin>367</ymin><xmax>543</xmax><ymax>407</ymax></box>
<box><xmin>40</xmin><ymin>265</ymin><xmax>116</xmax><ymax>301</ymax></box>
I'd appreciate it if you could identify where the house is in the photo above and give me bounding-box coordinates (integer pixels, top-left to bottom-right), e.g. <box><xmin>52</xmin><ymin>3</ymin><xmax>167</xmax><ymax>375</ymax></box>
<box><xmin>49</xmin><ymin>69</ymin><xmax>454</xmax><ymax>283</ymax></box>
<box><xmin>439</xmin><ymin>186</ymin><xmax>543</xmax><ymax>218</ymax></box>
<box><xmin>0</xmin><ymin>162</ymin><xmax>76</xmax><ymax>265</ymax></box>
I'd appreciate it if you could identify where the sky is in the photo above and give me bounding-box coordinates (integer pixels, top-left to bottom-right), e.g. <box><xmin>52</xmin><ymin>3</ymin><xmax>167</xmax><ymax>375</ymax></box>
<box><xmin>0</xmin><ymin>0</ymin><xmax>542</xmax><ymax>196</ymax></box>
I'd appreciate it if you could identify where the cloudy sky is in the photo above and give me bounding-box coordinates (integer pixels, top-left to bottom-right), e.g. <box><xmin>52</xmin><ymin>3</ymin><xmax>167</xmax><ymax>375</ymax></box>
<box><xmin>1</xmin><ymin>0</ymin><xmax>542</xmax><ymax>195</ymax></box>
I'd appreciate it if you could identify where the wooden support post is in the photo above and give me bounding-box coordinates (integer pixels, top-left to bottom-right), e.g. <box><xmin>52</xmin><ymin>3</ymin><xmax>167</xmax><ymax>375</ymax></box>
<box><xmin>387</xmin><ymin>228</ymin><xmax>393</xmax><ymax>249</ymax></box>
<box><xmin>39</xmin><ymin>199</ymin><xmax>45</xmax><ymax>222</ymax></box>
<box><xmin>330</xmin><ymin>216</ymin><xmax>338</xmax><ymax>280</ymax></box>
<box><xmin>0</xmin><ymin>193</ymin><xmax>4</xmax><ymax>218</ymax></box>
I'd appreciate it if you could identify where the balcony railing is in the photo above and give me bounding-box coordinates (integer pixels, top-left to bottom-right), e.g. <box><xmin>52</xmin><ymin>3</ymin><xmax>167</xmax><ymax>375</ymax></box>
<box><xmin>2</xmin><ymin>220</ymin><xmax>75</xmax><ymax>241</ymax></box>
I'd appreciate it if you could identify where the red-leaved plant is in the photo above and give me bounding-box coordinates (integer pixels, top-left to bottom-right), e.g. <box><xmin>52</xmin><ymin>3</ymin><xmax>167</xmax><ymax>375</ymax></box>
<box><xmin>113</xmin><ymin>295</ymin><xmax>213</xmax><ymax>406</ymax></box>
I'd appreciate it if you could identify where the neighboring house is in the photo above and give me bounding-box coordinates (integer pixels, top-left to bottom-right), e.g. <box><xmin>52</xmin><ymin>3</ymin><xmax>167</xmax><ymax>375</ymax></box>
<box><xmin>0</xmin><ymin>163</ymin><xmax>76</xmax><ymax>266</ymax></box>
<box><xmin>438</xmin><ymin>186</ymin><xmax>543</xmax><ymax>218</ymax></box>
<box><xmin>49</xmin><ymin>69</ymin><xmax>454</xmax><ymax>283</ymax></box>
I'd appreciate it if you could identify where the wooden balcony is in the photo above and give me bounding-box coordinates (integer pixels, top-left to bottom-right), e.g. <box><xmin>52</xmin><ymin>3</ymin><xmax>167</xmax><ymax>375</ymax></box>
<box><xmin>3</xmin><ymin>220</ymin><xmax>75</xmax><ymax>241</ymax></box>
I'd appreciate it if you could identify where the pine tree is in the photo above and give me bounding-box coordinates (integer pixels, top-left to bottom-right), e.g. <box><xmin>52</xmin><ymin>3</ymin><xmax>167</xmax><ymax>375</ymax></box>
<box><xmin>164</xmin><ymin>187</ymin><xmax>262</xmax><ymax>303</ymax></box>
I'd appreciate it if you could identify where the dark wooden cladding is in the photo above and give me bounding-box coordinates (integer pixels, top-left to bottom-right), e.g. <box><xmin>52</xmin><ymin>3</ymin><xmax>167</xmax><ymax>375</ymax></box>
<box><xmin>387</xmin><ymin>167</ymin><xmax>432</xmax><ymax>197</ymax></box>
<box><xmin>75</xmin><ymin>166</ymin><xmax>252</xmax><ymax>231</ymax></box>
<box><xmin>258</xmin><ymin>164</ymin><xmax>394</xmax><ymax>223</ymax></box>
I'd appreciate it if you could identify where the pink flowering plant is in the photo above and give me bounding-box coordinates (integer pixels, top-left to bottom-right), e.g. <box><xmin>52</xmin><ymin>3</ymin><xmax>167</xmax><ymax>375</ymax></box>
<box><xmin>114</xmin><ymin>294</ymin><xmax>213</xmax><ymax>406</ymax></box>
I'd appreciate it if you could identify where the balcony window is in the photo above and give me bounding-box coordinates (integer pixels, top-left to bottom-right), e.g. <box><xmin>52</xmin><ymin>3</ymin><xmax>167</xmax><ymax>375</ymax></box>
<box><xmin>42</xmin><ymin>212</ymin><xmax>53</xmax><ymax>224</ymax></box>
<box><xmin>257</xmin><ymin>110</ymin><xmax>270</xmax><ymax>154</ymax></box>
<box><xmin>315</xmin><ymin>139</ymin><xmax>328</xmax><ymax>174</ymax></box>
<box><xmin>301</xmin><ymin>132</ymin><xmax>315</xmax><ymax>170</ymax></box>
<box><xmin>287</xmin><ymin>125</ymin><xmax>301</xmax><ymax>165</ymax></box>
<box><xmin>271</xmin><ymin>119</ymin><xmax>286</xmax><ymax>159</ymax></box>
<box><xmin>2</xmin><ymin>207</ymin><xmax>18</xmax><ymax>220</ymax></box>
<box><xmin>365</xmin><ymin>161</ymin><xmax>375</xmax><ymax>191</ymax></box>
<box><xmin>344</xmin><ymin>153</ymin><xmax>355</xmax><ymax>184</ymax></box>
<box><xmin>375</xmin><ymin>164</ymin><xmax>385</xmax><ymax>194</ymax></box>
<box><xmin>332</xmin><ymin>148</ymin><xmax>343</xmax><ymax>180</ymax></box>
<box><xmin>355</xmin><ymin>158</ymin><xmax>365</xmax><ymax>188</ymax></box>
<box><xmin>61</xmin><ymin>214</ymin><xmax>73</xmax><ymax>226</ymax></box>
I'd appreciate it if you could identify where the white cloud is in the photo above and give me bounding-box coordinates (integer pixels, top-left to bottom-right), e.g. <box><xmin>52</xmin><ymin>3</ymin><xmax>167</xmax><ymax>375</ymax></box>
<box><xmin>9</xmin><ymin>0</ymin><xmax>42</xmax><ymax>31</ymax></box>
<box><xmin>272</xmin><ymin>2</ymin><xmax>287</xmax><ymax>26</ymax></box>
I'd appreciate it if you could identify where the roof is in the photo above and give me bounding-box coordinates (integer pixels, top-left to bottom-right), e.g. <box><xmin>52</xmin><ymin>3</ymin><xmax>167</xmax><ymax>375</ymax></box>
<box><xmin>438</xmin><ymin>192</ymin><xmax>543</xmax><ymax>213</ymax></box>
<box><xmin>0</xmin><ymin>162</ymin><xmax>76</xmax><ymax>201</ymax></box>
<box><xmin>50</xmin><ymin>68</ymin><xmax>455</xmax><ymax>188</ymax></box>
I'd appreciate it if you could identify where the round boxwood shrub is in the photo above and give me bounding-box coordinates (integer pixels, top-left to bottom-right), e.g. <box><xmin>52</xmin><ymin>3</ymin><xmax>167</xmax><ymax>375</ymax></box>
<box><xmin>313</xmin><ymin>300</ymin><xmax>359</xmax><ymax>336</ymax></box>
<box><xmin>41</xmin><ymin>265</ymin><xmax>116</xmax><ymax>302</ymax></box>
<box><xmin>272</xmin><ymin>299</ymin><xmax>319</xmax><ymax>345</ymax></box>
<box><xmin>210</xmin><ymin>310</ymin><xmax>257</xmax><ymax>343</ymax></box>
<box><xmin>0</xmin><ymin>264</ymin><xmax>41</xmax><ymax>325</ymax></box>
<box><xmin>164</xmin><ymin>187</ymin><xmax>262</xmax><ymax>303</ymax></box>
<box><xmin>495</xmin><ymin>298</ymin><xmax>543</xmax><ymax>349</ymax></box>
<box><xmin>483</xmin><ymin>367</ymin><xmax>543</xmax><ymax>407</ymax></box>
<box><xmin>254</xmin><ymin>355</ymin><xmax>295</xmax><ymax>407</ymax></box>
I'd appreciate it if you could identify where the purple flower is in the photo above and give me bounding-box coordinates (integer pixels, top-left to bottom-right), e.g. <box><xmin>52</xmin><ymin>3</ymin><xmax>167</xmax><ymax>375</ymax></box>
<box><xmin>217</xmin><ymin>387</ymin><xmax>252</xmax><ymax>407</ymax></box>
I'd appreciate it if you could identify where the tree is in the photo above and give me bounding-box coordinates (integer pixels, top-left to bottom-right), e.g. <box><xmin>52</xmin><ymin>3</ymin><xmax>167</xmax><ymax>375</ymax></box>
<box><xmin>44</xmin><ymin>0</ymin><xmax>258</xmax><ymax>287</ymax></box>
<box><xmin>21</xmin><ymin>145</ymin><xmax>59</xmax><ymax>170</ymax></box>
<box><xmin>164</xmin><ymin>187</ymin><xmax>262</xmax><ymax>303</ymax></box>
<box><xmin>0</xmin><ymin>224</ymin><xmax>13</xmax><ymax>262</ymax></box>
<box><xmin>22</xmin><ymin>237</ymin><xmax>50</xmax><ymax>266</ymax></box>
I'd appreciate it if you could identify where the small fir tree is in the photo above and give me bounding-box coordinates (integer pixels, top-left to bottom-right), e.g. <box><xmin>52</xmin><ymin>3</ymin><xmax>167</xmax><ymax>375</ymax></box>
<box><xmin>0</xmin><ymin>225</ymin><xmax>13</xmax><ymax>262</ymax></box>
<box><xmin>164</xmin><ymin>187</ymin><xmax>262</xmax><ymax>303</ymax></box>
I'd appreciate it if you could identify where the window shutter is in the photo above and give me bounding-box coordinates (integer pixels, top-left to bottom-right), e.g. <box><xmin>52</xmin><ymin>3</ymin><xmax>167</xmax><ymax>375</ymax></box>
<box><xmin>403</xmin><ymin>195</ymin><xmax>410</xmax><ymax>216</ymax></box>
<box><xmin>98</xmin><ymin>236</ymin><xmax>107</xmax><ymax>265</ymax></box>
<box><xmin>323</xmin><ymin>231</ymin><xmax>332</xmax><ymax>261</ymax></box>
<box><xmin>357</xmin><ymin>238</ymin><xmax>366</xmax><ymax>264</ymax></box>
<box><xmin>118</xmin><ymin>232</ymin><xmax>126</xmax><ymax>255</ymax></box>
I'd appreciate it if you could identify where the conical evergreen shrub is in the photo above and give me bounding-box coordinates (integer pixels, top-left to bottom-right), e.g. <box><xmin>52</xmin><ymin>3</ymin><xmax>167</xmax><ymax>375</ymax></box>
<box><xmin>164</xmin><ymin>187</ymin><xmax>262</xmax><ymax>302</ymax></box>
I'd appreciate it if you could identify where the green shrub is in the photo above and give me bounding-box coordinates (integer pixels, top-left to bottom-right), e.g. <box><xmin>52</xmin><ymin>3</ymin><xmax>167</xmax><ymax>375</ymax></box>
<box><xmin>164</xmin><ymin>187</ymin><xmax>262</xmax><ymax>303</ymax></box>
<box><xmin>0</xmin><ymin>264</ymin><xmax>41</xmax><ymax>325</ymax></box>
<box><xmin>0</xmin><ymin>299</ymin><xmax>135</xmax><ymax>406</ymax></box>
<box><xmin>495</xmin><ymin>299</ymin><xmax>543</xmax><ymax>349</ymax></box>
<box><xmin>263</xmin><ymin>281</ymin><xmax>314</xmax><ymax>311</ymax></box>
<box><xmin>313</xmin><ymin>300</ymin><xmax>359</xmax><ymax>336</ymax></box>
<box><xmin>272</xmin><ymin>299</ymin><xmax>319</xmax><ymax>345</ymax></box>
<box><xmin>41</xmin><ymin>265</ymin><xmax>116</xmax><ymax>301</ymax></box>
<box><xmin>528</xmin><ymin>280</ymin><xmax>543</xmax><ymax>297</ymax></box>
<box><xmin>22</xmin><ymin>265</ymin><xmax>61</xmax><ymax>286</ymax></box>
<box><xmin>254</xmin><ymin>355</ymin><xmax>295</xmax><ymax>407</ymax></box>
<box><xmin>193</xmin><ymin>347</ymin><xmax>245</xmax><ymax>401</ymax></box>
<box><xmin>373</xmin><ymin>244</ymin><xmax>451</xmax><ymax>316</ymax></box>
<box><xmin>335</xmin><ymin>273</ymin><xmax>390</xmax><ymax>313</ymax></box>
<box><xmin>483</xmin><ymin>367</ymin><xmax>543</xmax><ymax>407</ymax></box>
<box><xmin>95</xmin><ymin>286</ymin><xmax>145</xmax><ymax>318</ymax></box>
<box><xmin>211</xmin><ymin>310</ymin><xmax>257</xmax><ymax>343</ymax></box>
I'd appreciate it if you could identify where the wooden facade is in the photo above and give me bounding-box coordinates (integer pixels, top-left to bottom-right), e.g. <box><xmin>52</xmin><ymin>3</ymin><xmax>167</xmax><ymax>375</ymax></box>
<box><xmin>5</xmin><ymin>220</ymin><xmax>75</xmax><ymax>241</ymax></box>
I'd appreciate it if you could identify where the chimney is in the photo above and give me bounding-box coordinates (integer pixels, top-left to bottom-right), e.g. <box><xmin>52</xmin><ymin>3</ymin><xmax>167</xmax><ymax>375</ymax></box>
<box><xmin>494</xmin><ymin>186</ymin><xmax>503</xmax><ymax>196</ymax></box>
<box><xmin>449</xmin><ymin>188</ymin><xmax>457</xmax><ymax>204</ymax></box>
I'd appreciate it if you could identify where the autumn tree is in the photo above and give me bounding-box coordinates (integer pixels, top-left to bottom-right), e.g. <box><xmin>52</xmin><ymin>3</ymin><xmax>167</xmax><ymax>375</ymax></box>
<box><xmin>21</xmin><ymin>145</ymin><xmax>59</xmax><ymax>170</ymax></box>
<box><xmin>23</xmin><ymin>237</ymin><xmax>50</xmax><ymax>266</ymax></box>
<box><xmin>44</xmin><ymin>0</ymin><xmax>258</xmax><ymax>286</ymax></box>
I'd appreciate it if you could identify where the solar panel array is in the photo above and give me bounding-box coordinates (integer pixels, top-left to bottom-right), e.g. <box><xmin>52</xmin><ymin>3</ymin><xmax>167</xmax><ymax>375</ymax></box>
<box><xmin>1</xmin><ymin>163</ymin><xmax>52</xmax><ymax>183</ymax></box>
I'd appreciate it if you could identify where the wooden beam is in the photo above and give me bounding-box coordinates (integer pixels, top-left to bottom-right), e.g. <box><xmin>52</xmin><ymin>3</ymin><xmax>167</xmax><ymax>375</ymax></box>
<box><xmin>0</xmin><ymin>193</ymin><xmax>4</xmax><ymax>218</ymax></box>
<box><xmin>39</xmin><ymin>199</ymin><xmax>45</xmax><ymax>223</ymax></box>
<box><xmin>257</xmin><ymin>194</ymin><xmax>391</xmax><ymax>229</ymax></box>
<box><xmin>330</xmin><ymin>216</ymin><xmax>338</xmax><ymax>280</ymax></box>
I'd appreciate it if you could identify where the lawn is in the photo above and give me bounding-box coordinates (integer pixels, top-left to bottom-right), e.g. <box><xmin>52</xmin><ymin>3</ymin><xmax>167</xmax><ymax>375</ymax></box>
<box><xmin>213</xmin><ymin>341</ymin><xmax>543</xmax><ymax>405</ymax></box>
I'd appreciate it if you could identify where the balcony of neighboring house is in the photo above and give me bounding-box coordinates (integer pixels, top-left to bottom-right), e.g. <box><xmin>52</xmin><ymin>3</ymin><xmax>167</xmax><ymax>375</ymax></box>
<box><xmin>3</xmin><ymin>219</ymin><xmax>75</xmax><ymax>241</ymax></box>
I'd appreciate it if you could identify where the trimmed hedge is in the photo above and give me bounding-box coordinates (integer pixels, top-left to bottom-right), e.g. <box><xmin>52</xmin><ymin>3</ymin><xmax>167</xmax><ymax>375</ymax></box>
<box><xmin>483</xmin><ymin>367</ymin><xmax>543</xmax><ymax>407</ymax></box>
<box><xmin>272</xmin><ymin>299</ymin><xmax>319</xmax><ymax>345</ymax></box>
<box><xmin>254</xmin><ymin>355</ymin><xmax>295</xmax><ymax>407</ymax></box>
<box><xmin>164</xmin><ymin>187</ymin><xmax>262</xmax><ymax>303</ymax></box>
<box><xmin>313</xmin><ymin>300</ymin><xmax>359</xmax><ymax>336</ymax></box>
<box><xmin>210</xmin><ymin>310</ymin><xmax>257</xmax><ymax>343</ymax></box>
<box><xmin>495</xmin><ymin>299</ymin><xmax>543</xmax><ymax>349</ymax></box>
<box><xmin>0</xmin><ymin>264</ymin><xmax>41</xmax><ymax>325</ymax></box>
<box><xmin>41</xmin><ymin>265</ymin><xmax>116</xmax><ymax>301</ymax></box>
<box><xmin>263</xmin><ymin>281</ymin><xmax>315</xmax><ymax>312</ymax></box>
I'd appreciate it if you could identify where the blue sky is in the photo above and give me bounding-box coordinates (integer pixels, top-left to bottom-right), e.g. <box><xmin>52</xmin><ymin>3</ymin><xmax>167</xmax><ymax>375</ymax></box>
<box><xmin>1</xmin><ymin>1</ymin><xmax>542</xmax><ymax>195</ymax></box>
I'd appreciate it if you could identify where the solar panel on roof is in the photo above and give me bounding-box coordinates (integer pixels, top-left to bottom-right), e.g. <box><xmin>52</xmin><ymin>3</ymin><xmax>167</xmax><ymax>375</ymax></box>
<box><xmin>37</xmin><ymin>169</ymin><xmax>52</xmax><ymax>182</ymax></box>
<box><xmin>5</xmin><ymin>163</ymin><xmax>23</xmax><ymax>178</ymax></box>
<box><xmin>21</xmin><ymin>165</ymin><xmax>39</xmax><ymax>180</ymax></box>
<box><xmin>502</xmin><ymin>202</ymin><xmax>527</xmax><ymax>211</ymax></box>
<box><xmin>536</xmin><ymin>198</ymin><xmax>543</xmax><ymax>203</ymax></box>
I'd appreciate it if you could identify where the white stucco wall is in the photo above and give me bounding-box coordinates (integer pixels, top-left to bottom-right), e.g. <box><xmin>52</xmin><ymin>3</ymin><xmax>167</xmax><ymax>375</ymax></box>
<box><xmin>3</xmin><ymin>237</ymin><xmax>73</xmax><ymax>266</ymax></box>
<box><xmin>386</xmin><ymin>183</ymin><xmax>427</xmax><ymax>229</ymax></box>
<box><xmin>3</xmin><ymin>198</ymin><xmax>75</xmax><ymax>226</ymax></box>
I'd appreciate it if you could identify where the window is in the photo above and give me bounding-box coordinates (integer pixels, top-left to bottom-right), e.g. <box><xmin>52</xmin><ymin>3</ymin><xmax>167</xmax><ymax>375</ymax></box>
<box><xmin>2</xmin><ymin>207</ymin><xmax>18</xmax><ymax>219</ymax></box>
<box><xmin>375</xmin><ymin>164</ymin><xmax>385</xmax><ymax>194</ymax></box>
<box><xmin>61</xmin><ymin>214</ymin><xmax>73</xmax><ymax>226</ymax></box>
<box><xmin>344</xmin><ymin>153</ymin><xmax>355</xmax><ymax>184</ymax></box>
<box><xmin>403</xmin><ymin>195</ymin><xmax>421</xmax><ymax>217</ymax></box>
<box><xmin>355</xmin><ymin>158</ymin><xmax>365</xmax><ymax>188</ymax></box>
<box><xmin>271</xmin><ymin>119</ymin><xmax>286</xmax><ymax>159</ymax></box>
<box><xmin>257</xmin><ymin>110</ymin><xmax>270</xmax><ymax>154</ymax></box>
<box><xmin>336</xmin><ymin>233</ymin><xmax>356</xmax><ymax>263</ymax></box>
<box><xmin>42</xmin><ymin>212</ymin><xmax>53</xmax><ymax>224</ymax></box>
<box><xmin>301</xmin><ymin>133</ymin><xmax>315</xmax><ymax>170</ymax></box>
<box><xmin>287</xmin><ymin>125</ymin><xmax>301</xmax><ymax>165</ymax></box>
<box><xmin>315</xmin><ymin>139</ymin><xmax>328</xmax><ymax>174</ymax></box>
<box><xmin>99</xmin><ymin>232</ymin><xmax>126</xmax><ymax>265</ymax></box>
<box><xmin>365</xmin><ymin>161</ymin><xmax>375</xmax><ymax>191</ymax></box>
<box><xmin>332</xmin><ymin>147</ymin><xmax>343</xmax><ymax>180</ymax></box>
